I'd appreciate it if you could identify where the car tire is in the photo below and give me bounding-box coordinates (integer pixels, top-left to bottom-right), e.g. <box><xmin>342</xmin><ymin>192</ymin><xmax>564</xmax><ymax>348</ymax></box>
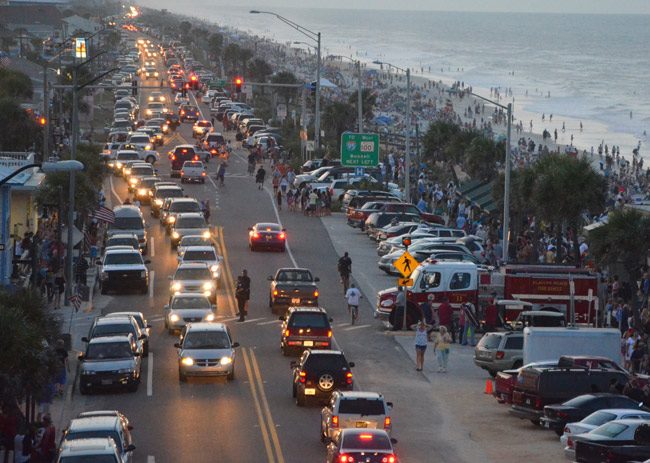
<box><xmin>296</xmin><ymin>391</ymin><xmax>306</xmax><ymax>407</ymax></box>
<box><xmin>282</xmin><ymin>346</ymin><xmax>290</xmax><ymax>357</ymax></box>
<box><xmin>280</xmin><ymin>245</ymin><xmax>286</xmax><ymax>252</ymax></box>
<box><xmin>320</xmin><ymin>424</ymin><xmax>327</xmax><ymax>443</ymax></box>
<box><xmin>269</xmin><ymin>295</ymin><xmax>273</xmax><ymax>309</ymax></box>
<box><xmin>141</xmin><ymin>284</ymin><xmax>148</xmax><ymax>295</ymax></box>
<box><xmin>227</xmin><ymin>368</ymin><xmax>235</xmax><ymax>381</ymax></box>
<box><xmin>201</xmin><ymin>178</ymin><xmax>205</xmax><ymax>184</ymax></box>
<box><xmin>179</xmin><ymin>368</ymin><xmax>187</xmax><ymax>382</ymax></box>
<box><xmin>250</xmin><ymin>244</ymin><xmax>255</xmax><ymax>252</ymax></box>
<box><xmin>512</xmin><ymin>360</ymin><xmax>523</xmax><ymax>369</ymax></box>
<box><xmin>145</xmin><ymin>155</ymin><xmax>156</xmax><ymax>164</ymax></box>
<box><xmin>292</xmin><ymin>383</ymin><xmax>297</xmax><ymax>398</ymax></box>
<box><xmin>127</xmin><ymin>381</ymin><xmax>139</xmax><ymax>393</ymax></box>
<box><xmin>143</xmin><ymin>343</ymin><xmax>149</xmax><ymax>358</ymax></box>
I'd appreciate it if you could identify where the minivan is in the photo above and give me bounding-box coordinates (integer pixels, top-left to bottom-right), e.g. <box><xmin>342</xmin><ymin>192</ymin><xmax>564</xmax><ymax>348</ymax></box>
<box><xmin>108</xmin><ymin>206</ymin><xmax>147</xmax><ymax>253</ymax></box>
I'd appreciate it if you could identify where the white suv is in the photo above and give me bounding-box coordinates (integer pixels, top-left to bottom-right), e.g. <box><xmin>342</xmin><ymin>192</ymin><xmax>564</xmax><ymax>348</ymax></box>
<box><xmin>57</xmin><ymin>437</ymin><xmax>124</xmax><ymax>463</ymax></box>
<box><xmin>320</xmin><ymin>391</ymin><xmax>393</xmax><ymax>442</ymax></box>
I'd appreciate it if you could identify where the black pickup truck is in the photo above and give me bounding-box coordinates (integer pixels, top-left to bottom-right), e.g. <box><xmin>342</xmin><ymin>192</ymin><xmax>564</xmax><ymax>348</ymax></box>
<box><xmin>575</xmin><ymin>422</ymin><xmax>650</xmax><ymax>462</ymax></box>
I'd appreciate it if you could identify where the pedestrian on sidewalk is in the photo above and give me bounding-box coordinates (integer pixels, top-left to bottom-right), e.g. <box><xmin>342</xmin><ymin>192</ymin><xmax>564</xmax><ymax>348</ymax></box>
<box><xmin>276</xmin><ymin>188</ymin><xmax>283</xmax><ymax>210</ymax></box>
<box><xmin>413</xmin><ymin>320</ymin><xmax>430</xmax><ymax>371</ymax></box>
<box><xmin>75</xmin><ymin>254</ymin><xmax>89</xmax><ymax>286</ymax></box>
<box><xmin>460</xmin><ymin>302</ymin><xmax>478</xmax><ymax>346</ymax></box>
<box><xmin>35</xmin><ymin>414</ymin><xmax>55</xmax><ymax>463</ymax></box>
<box><xmin>53</xmin><ymin>268</ymin><xmax>65</xmax><ymax>310</ymax></box>
<box><xmin>434</xmin><ymin>326</ymin><xmax>452</xmax><ymax>373</ymax></box>
<box><xmin>235</xmin><ymin>270</ymin><xmax>250</xmax><ymax>322</ymax></box>
<box><xmin>54</xmin><ymin>339</ymin><xmax>69</xmax><ymax>396</ymax></box>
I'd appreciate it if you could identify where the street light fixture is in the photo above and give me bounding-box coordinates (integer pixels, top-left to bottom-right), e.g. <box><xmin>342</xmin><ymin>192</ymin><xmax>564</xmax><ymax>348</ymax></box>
<box><xmin>332</xmin><ymin>55</ymin><xmax>363</xmax><ymax>134</ymax></box>
<box><xmin>0</xmin><ymin>160</ymin><xmax>84</xmax><ymax>187</ymax></box>
<box><xmin>373</xmin><ymin>60</ymin><xmax>411</xmax><ymax>203</ymax></box>
<box><xmin>250</xmin><ymin>10</ymin><xmax>322</xmax><ymax>153</ymax></box>
<box><xmin>469</xmin><ymin>91</ymin><xmax>512</xmax><ymax>265</ymax></box>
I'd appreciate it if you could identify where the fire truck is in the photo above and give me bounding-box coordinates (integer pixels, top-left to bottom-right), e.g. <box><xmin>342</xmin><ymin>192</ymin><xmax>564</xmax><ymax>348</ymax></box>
<box><xmin>375</xmin><ymin>261</ymin><xmax>601</xmax><ymax>326</ymax></box>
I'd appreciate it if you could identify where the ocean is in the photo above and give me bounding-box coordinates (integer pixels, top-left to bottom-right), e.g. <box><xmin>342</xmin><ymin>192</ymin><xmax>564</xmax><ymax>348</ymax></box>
<box><xmin>136</xmin><ymin>2</ymin><xmax>650</xmax><ymax>156</ymax></box>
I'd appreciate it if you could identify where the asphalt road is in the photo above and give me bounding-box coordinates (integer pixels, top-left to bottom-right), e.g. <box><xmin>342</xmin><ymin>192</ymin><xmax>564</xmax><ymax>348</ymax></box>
<box><xmin>60</xmin><ymin>50</ymin><xmax>492</xmax><ymax>463</ymax></box>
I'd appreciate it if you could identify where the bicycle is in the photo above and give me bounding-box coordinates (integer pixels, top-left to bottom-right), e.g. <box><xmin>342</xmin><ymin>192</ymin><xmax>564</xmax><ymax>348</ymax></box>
<box><xmin>348</xmin><ymin>304</ymin><xmax>359</xmax><ymax>325</ymax></box>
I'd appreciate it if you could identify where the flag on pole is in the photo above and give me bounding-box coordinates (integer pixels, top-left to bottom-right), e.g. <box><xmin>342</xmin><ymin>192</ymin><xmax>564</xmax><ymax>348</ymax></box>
<box><xmin>93</xmin><ymin>205</ymin><xmax>115</xmax><ymax>224</ymax></box>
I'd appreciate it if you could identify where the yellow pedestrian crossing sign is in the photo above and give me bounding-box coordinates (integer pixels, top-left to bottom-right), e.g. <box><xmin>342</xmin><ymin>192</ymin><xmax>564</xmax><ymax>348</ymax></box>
<box><xmin>393</xmin><ymin>251</ymin><xmax>418</xmax><ymax>278</ymax></box>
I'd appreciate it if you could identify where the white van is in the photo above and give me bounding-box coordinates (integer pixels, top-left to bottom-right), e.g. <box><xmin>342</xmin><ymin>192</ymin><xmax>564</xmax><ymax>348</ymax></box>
<box><xmin>108</xmin><ymin>205</ymin><xmax>147</xmax><ymax>254</ymax></box>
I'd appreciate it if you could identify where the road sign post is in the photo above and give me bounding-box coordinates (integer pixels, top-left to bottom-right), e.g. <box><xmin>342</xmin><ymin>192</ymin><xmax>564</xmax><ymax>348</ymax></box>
<box><xmin>341</xmin><ymin>133</ymin><xmax>379</xmax><ymax>167</ymax></box>
<box><xmin>393</xmin><ymin>246</ymin><xmax>418</xmax><ymax>331</ymax></box>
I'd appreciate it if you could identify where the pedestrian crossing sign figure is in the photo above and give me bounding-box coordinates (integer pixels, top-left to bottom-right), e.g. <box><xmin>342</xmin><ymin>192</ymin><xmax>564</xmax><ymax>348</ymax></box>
<box><xmin>393</xmin><ymin>251</ymin><xmax>418</xmax><ymax>278</ymax></box>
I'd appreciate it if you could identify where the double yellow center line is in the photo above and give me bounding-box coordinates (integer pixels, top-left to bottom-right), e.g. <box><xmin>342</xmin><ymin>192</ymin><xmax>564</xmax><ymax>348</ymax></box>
<box><xmin>215</xmin><ymin>226</ymin><xmax>285</xmax><ymax>463</ymax></box>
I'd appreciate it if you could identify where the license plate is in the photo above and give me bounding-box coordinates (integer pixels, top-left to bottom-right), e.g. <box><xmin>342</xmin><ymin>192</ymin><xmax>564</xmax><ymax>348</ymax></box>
<box><xmin>304</xmin><ymin>388</ymin><xmax>316</xmax><ymax>396</ymax></box>
<box><xmin>543</xmin><ymin>421</ymin><xmax>550</xmax><ymax>428</ymax></box>
<box><xmin>291</xmin><ymin>298</ymin><xmax>301</xmax><ymax>304</ymax></box>
<box><xmin>101</xmin><ymin>379</ymin><xmax>112</xmax><ymax>385</ymax></box>
<box><xmin>303</xmin><ymin>341</ymin><xmax>314</xmax><ymax>347</ymax></box>
<box><xmin>355</xmin><ymin>422</ymin><xmax>368</xmax><ymax>428</ymax></box>
<box><xmin>526</xmin><ymin>398</ymin><xmax>532</xmax><ymax>405</ymax></box>
<box><xmin>266</xmin><ymin>236</ymin><xmax>271</xmax><ymax>241</ymax></box>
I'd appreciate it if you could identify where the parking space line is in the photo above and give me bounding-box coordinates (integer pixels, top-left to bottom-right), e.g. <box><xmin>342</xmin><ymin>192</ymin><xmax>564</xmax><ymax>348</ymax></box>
<box><xmin>242</xmin><ymin>348</ymin><xmax>276</xmax><ymax>463</ymax></box>
<box><xmin>149</xmin><ymin>270</ymin><xmax>155</xmax><ymax>298</ymax></box>
<box><xmin>150</xmin><ymin>236</ymin><xmax>155</xmax><ymax>257</ymax></box>
<box><xmin>147</xmin><ymin>352</ymin><xmax>153</xmax><ymax>397</ymax></box>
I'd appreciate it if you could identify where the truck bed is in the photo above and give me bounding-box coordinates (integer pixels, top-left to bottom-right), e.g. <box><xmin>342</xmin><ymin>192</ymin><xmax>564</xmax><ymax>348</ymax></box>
<box><xmin>575</xmin><ymin>439</ymin><xmax>650</xmax><ymax>462</ymax></box>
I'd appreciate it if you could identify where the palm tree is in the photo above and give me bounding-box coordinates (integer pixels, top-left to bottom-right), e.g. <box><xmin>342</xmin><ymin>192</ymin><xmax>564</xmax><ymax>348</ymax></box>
<box><xmin>322</xmin><ymin>102</ymin><xmax>356</xmax><ymax>150</ymax></box>
<box><xmin>422</xmin><ymin>121</ymin><xmax>460</xmax><ymax>163</ymax></box>
<box><xmin>531</xmin><ymin>154</ymin><xmax>606</xmax><ymax>263</ymax></box>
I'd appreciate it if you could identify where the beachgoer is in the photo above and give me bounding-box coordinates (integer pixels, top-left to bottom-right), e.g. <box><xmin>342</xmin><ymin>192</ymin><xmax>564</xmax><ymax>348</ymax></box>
<box><xmin>434</xmin><ymin>326</ymin><xmax>452</xmax><ymax>372</ymax></box>
<box><xmin>413</xmin><ymin>320</ymin><xmax>430</xmax><ymax>371</ymax></box>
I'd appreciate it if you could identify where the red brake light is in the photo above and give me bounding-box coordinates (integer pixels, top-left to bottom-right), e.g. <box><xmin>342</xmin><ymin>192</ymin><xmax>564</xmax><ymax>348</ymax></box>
<box><xmin>381</xmin><ymin>456</ymin><xmax>396</xmax><ymax>463</ymax></box>
<box><xmin>331</xmin><ymin>415</ymin><xmax>339</xmax><ymax>428</ymax></box>
<box><xmin>567</xmin><ymin>436</ymin><xmax>573</xmax><ymax>449</ymax></box>
<box><xmin>359</xmin><ymin>434</ymin><xmax>372</xmax><ymax>440</ymax></box>
<box><xmin>171</xmin><ymin>155</ymin><xmax>176</xmax><ymax>160</ymax></box>
<box><xmin>299</xmin><ymin>371</ymin><xmax>306</xmax><ymax>383</ymax></box>
<box><xmin>180</xmin><ymin>110</ymin><xmax>185</xmax><ymax>115</ymax></box>
<box><xmin>327</xmin><ymin>329</ymin><xmax>332</xmax><ymax>338</ymax></box>
<box><xmin>346</xmin><ymin>371</ymin><xmax>353</xmax><ymax>384</ymax></box>
<box><xmin>339</xmin><ymin>455</ymin><xmax>354</xmax><ymax>463</ymax></box>
<box><xmin>495</xmin><ymin>351</ymin><xmax>505</xmax><ymax>360</ymax></box>
<box><xmin>314</xmin><ymin>290</ymin><xmax>319</xmax><ymax>298</ymax></box>
<box><xmin>201</xmin><ymin>172</ymin><xmax>206</xmax><ymax>176</ymax></box>
<box><xmin>279</xmin><ymin>232</ymin><xmax>286</xmax><ymax>239</ymax></box>
<box><xmin>284</xmin><ymin>329</ymin><xmax>289</xmax><ymax>337</ymax></box>
<box><xmin>253</xmin><ymin>232</ymin><xmax>260</xmax><ymax>239</ymax></box>
<box><xmin>384</xmin><ymin>416</ymin><xmax>391</xmax><ymax>428</ymax></box>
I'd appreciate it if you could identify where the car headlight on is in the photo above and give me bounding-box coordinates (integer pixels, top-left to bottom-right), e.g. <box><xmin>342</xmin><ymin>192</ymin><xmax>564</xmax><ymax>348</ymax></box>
<box><xmin>154</xmin><ymin>199</ymin><xmax>163</xmax><ymax>206</ymax></box>
<box><xmin>154</xmin><ymin>71</ymin><xmax>159</xmax><ymax>77</ymax></box>
<box><xmin>162</xmin><ymin>124</ymin><xmax>169</xmax><ymax>133</ymax></box>
<box><xmin>171</xmin><ymin>282</ymin><xmax>182</xmax><ymax>291</ymax></box>
<box><xmin>170</xmin><ymin>313</ymin><xmax>180</xmax><ymax>322</ymax></box>
<box><xmin>144</xmin><ymin>144</ymin><xmax>153</xmax><ymax>150</ymax></box>
<box><xmin>107</xmin><ymin>161</ymin><xmax>115</xmax><ymax>167</ymax></box>
<box><xmin>124</xmin><ymin>169</ymin><xmax>132</xmax><ymax>176</ymax></box>
<box><xmin>172</xmin><ymin>231</ymin><xmax>180</xmax><ymax>239</ymax></box>
<box><xmin>205</xmin><ymin>313</ymin><xmax>215</xmax><ymax>322</ymax></box>
<box><xmin>167</xmin><ymin>216</ymin><xmax>176</xmax><ymax>224</ymax></box>
<box><xmin>138</xmin><ymin>188</ymin><xmax>148</xmax><ymax>196</ymax></box>
<box><xmin>146</xmin><ymin>109</ymin><xmax>152</xmax><ymax>115</ymax></box>
<box><xmin>148</xmin><ymin>96</ymin><xmax>154</xmax><ymax>101</ymax></box>
<box><xmin>116</xmin><ymin>162</ymin><xmax>123</xmax><ymax>169</ymax></box>
<box><xmin>129</xmin><ymin>177</ymin><xmax>138</xmax><ymax>185</ymax></box>
<box><xmin>220</xmin><ymin>357</ymin><xmax>232</xmax><ymax>366</ymax></box>
<box><xmin>202</xmin><ymin>231</ymin><xmax>211</xmax><ymax>239</ymax></box>
<box><xmin>202</xmin><ymin>282</ymin><xmax>214</xmax><ymax>291</ymax></box>
<box><xmin>181</xmin><ymin>357</ymin><xmax>194</xmax><ymax>366</ymax></box>
<box><xmin>210</xmin><ymin>264</ymin><xmax>219</xmax><ymax>274</ymax></box>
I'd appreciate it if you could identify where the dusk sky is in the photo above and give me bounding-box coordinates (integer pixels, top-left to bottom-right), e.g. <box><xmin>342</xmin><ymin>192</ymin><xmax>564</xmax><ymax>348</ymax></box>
<box><xmin>137</xmin><ymin>0</ymin><xmax>650</xmax><ymax>14</ymax></box>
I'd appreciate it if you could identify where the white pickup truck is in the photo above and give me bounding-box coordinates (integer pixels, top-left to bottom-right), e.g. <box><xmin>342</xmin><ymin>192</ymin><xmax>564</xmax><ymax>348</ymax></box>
<box><xmin>180</xmin><ymin>160</ymin><xmax>207</xmax><ymax>183</ymax></box>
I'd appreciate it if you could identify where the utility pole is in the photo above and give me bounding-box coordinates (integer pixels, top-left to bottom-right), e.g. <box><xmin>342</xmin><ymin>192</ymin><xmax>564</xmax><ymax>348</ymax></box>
<box><xmin>405</xmin><ymin>67</ymin><xmax>411</xmax><ymax>203</ymax></box>
<box><xmin>503</xmin><ymin>103</ymin><xmax>512</xmax><ymax>264</ymax></box>
<box><xmin>356</xmin><ymin>60</ymin><xmax>363</xmax><ymax>133</ymax></box>
<box><xmin>42</xmin><ymin>64</ymin><xmax>49</xmax><ymax>163</ymax></box>
<box><xmin>314</xmin><ymin>31</ymin><xmax>321</xmax><ymax>153</ymax></box>
<box><xmin>65</xmin><ymin>64</ymin><xmax>78</xmax><ymax>305</ymax></box>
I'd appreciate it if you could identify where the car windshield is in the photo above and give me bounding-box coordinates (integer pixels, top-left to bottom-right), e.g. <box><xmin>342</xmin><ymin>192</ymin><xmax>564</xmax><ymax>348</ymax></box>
<box><xmin>184</xmin><ymin>162</ymin><xmax>203</xmax><ymax>168</ymax></box>
<box><xmin>86</xmin><ymin>341</ymin><xmax>133</xmax><ymax>359</ymax></box>
<box><xmin>176</xmin><ymin>217</ymin><xmax>206</xmax><ymax>228</ymax></box>
<box><xmin>156</xmin><ymin>189</ymin><xmax>183</xmax><ymax>198</ymax></box>
<box><xmin>338</xmin><ymin>399</ymin><xmax>386</xmax><ymax>415</ymax></box>
<box><xmin>277</xmin><ymin>270</ymin><xmax>313</xmax><ymax>282</ymax></box>
<box><xmin>183</xmin><ymin>331</ymin><xmax>230</xmax><ymax>349</ymax></box>
<box><xmin>103</xmin><ymin>253</ymin><xmax>142</xmax><ymax>265</ymax></box>
<box><xmin>172</xmin><ymin>296</ymin><xmax>211</xmax><ymax>309</ymax></box>
<box><xmin>131</xmin><ymin>167</ymin><xmax>153</xmax><ymax>175</ymax></box>
<box><xmin>257</xmin><ymin>224</ymin><xmax>281</xmax><ymax>232</ymax></box>
<box><xmin>117</xmin><ymin>153</ymin><xmax>139</xmax><ymax>161</ymax></box>
<box><xmin>582</xmin><ymin>411</ymin><xmax>617</xmax><ymax>426</ymax></box>
<box><xmin>180</xmin><ymin>237</ymin><xmax>211</xmax><ymax>247</ymax></box>
<box><xmin>591</xmin><ymin>422</ymin><xmax>628</xmax><ymax>438</ymax></box>
<box><xmin>479</xmin><ymin>334</ymin><xmax>503</xmax><ymax>350</ymax></box>
<box><xmin>174</xmin><ymin>268</ymin><xmax>212</xmax><ymax>280</ymax></box>
<box><xmin>289</xmin><ymin>313</ymin><xmax>328</xmax><ymax>328</ymax></box>
<box><xmin>170</xmin><ymin>202</ymin><xmax>200</xmax><ymax>212</ymax></box>
<box><xmin>197</xmin><ymin>121</ymin><xmax>211</xmax><ymax>127</ymax></box>
<box><xmin>342</xmin><ymin>433</ymin><xmax>391</xmax><ymax>451</ymax></box>
<box><xmin>59</xmin><ymin>456</ymin><xmax>118</xmax><ymax>463</ymax></box>
<box><xmin>111</xmin><ymin>217</ymin><xmax>143</xmax><ymax>230</ymax></box>
<box><xmin>183</xmin><ymin>250</ymin><xmax>217</xmax><ymax>261</ymax></box>
<box><xmin>106</xmin><ymin>238</ymin><xmax>137</xmax><ymax>248</ymax></box>
<box><xmin>92</xmin><ymin>322</ymin><xmax>136</xmax><ymax>337</ymax></box>
<box><xmin>65</xmin><ymin>430</ymin><xmax>122</xmax><ymax>446</ymax></box>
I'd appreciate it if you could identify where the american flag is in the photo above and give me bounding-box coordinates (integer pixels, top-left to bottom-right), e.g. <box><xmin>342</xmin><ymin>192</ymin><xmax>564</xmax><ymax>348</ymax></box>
<box><xmin>83</xmin><ymin>224</ymin><xmax>93</xmax><ymax>251</ymax></box>
<box><xmin>93</xmin><ymin>205</ymin><xmax>115</xmax><ymax>224</ymax></box>
<box><xmin>69</xmin><ymin>293</ymin><xmax>81</xmax><ymax>312</ymax></box>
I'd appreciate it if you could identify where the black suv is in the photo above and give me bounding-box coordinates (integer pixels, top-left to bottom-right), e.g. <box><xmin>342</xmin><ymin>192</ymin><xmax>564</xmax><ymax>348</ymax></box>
<box><xmin>280</xmin><ymin>307</ymin><xmax>332</xmax><ymax>356</ymax></box>
<box><xmin>291</xmin><ymin>350</ymin><xmax>354</xmax><ymax>406</ymax></box>
<box><xmin>179</xmin><ymin>104</ymin><xmax>199</xmax><ymax>122</ymax></box>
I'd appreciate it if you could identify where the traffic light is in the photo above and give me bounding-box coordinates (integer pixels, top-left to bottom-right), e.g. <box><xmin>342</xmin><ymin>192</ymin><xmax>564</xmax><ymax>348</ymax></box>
<box><xmin>234</xmin><ymin>77</ymin><xmax>243</xmax><ymax>93</ymax></box>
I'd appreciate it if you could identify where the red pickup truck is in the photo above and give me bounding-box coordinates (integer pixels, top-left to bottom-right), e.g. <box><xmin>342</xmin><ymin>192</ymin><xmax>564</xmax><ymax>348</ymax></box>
<box><xmin>346</xmin><ymin>201</ymin><xmax>443</xmax><ymax>229</ymax></box>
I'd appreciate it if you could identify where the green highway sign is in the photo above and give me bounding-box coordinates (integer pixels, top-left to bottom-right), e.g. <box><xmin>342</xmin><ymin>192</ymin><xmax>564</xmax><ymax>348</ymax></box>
<box><xmin>341</xmin><ymin>133</ymin><xmax>380</xmax><ymax>167</ymax></box>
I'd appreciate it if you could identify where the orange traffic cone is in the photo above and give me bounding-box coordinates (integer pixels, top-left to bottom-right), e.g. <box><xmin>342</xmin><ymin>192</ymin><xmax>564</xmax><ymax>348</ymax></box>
<box><xmin>484</xmin><ymin>379</ymin><xmax>494</xmax><ymax>395</ymax></box>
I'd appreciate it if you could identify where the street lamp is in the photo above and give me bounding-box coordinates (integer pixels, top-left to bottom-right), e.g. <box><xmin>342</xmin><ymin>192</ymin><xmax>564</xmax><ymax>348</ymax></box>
<box><xmin>332</xmin><ymin>55</ymin><xmax>363</xmax><ymax>134</ymax></box>
<box><xmin>0</xmin><ymin>160</ymin><xmax>84</xmax><ymax>187</ymax></box>
<box><xmin>469</xmin><ymin>91</ymin><xmax>512</xmax><ymax>264</ymax></box>
<box><xmin>251</xmin><ymin>10</ymin><xmax>322</xmax><ymax>153</ymax></box>
<box><xmin>373</xmin><ymin>60</ymin><xmax>411</xmax><ymax>203</ymax></box>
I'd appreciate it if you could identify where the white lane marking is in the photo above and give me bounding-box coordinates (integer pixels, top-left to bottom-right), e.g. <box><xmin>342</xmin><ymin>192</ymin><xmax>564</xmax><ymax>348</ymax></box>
<box><xmin>149</xmin><ymin>270</ymin><xmax>155</xmax><ymax>298</ymax></box>
<box><xmin>149</xmin><ymin>236</ymin><xmax>155</xmax><ymax>257</ymax></box>
<box><xmin>147</xmin><ymin>456</ymin><xmax>155</xmax><ymax>463</ymax></box>
<box><xmin>342</xmin><ymin>324</ymin><xmax>372</xmax><ymax>331</ymax></box>
<box><xmin>188</xmin><ymin>91</ymin><xmax>206</xmax><ymax>120</ymax></box>
<box><xmin>148</xmin><ymin>315</ymin><xmax>164</xmax><ymax>322</ymax></box>
<box><xmin>109</xmin><ymin>176</ymin><xmax>121</xmax><ymax>205</ymax></box>
<box><xmin>241</xmin><ymin>317</ymin><xmax>266</xmax><ymax>324</ymax></box>
<box><xmin>257</xmin><ymin>319</ymin><xmax>281</xmax><ymax>326</ymax></box>
<box><xmin>147</xmin><ymin>352</ymin><xmax>153</xmax><ymax>397</ymax></box>
<box><xmin>220</xmin><ymin>316</ymin><xmax>240</xmax><ymax>322</ymax></box>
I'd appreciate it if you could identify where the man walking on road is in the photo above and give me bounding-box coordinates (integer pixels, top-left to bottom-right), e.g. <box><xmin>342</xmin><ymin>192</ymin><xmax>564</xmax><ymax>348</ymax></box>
<box><xmin>235</xmin><ymin>269</ymin><xmax>251</xmax><ymax>322</ymax></box>
<box><xmin>338</xmin><ymin>252</ymin><xmax>352</xmax><ymax>294</ymax></box>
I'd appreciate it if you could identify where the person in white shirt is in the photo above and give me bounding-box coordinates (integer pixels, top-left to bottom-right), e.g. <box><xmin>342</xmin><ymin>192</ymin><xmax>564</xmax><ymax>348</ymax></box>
<box><xmin>345</xmin><ymin>284</ymin><xmax>362</xmax><ymax>323</ymax></box>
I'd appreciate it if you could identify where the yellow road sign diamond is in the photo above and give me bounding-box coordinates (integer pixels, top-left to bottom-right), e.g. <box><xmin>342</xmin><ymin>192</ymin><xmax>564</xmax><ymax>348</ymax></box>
<box><xmin>393</xmin><ymin>251</ymin><xmax>418</xmax><ymax>278</ymax></box>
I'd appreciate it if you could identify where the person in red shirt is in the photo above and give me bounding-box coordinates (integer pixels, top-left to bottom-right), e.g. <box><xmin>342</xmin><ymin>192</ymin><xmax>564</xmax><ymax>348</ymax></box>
<box><xmin>37</xmin><ymin>414</ymin><xmax>56</xmax><ymax>463</ymax></box>
<box><xmin>484</xmin><ymin>293</ymin><xmax>498</xmax><ymax>332</ymax></box>
<box><xmin>437</xmin><ymin>296</ymin><xmax>455</xmax><ymax>343</ymax></box>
